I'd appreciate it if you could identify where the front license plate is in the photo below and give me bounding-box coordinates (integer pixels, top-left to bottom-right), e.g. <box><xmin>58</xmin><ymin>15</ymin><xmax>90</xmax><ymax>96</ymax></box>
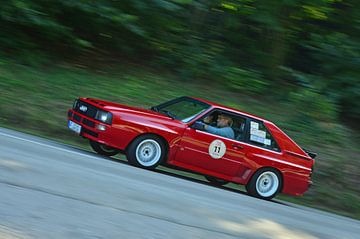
<box><xmin>68</xmin><ymin>120</ymin><xmax>81</xmax><ymax>134</ymax></box>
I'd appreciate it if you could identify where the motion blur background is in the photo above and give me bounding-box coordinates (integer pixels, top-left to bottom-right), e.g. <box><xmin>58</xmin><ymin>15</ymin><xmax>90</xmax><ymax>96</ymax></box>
<box><xmin>0</xmin><ymin>0</ymin><xmax>359</xmax><ymax>218</ymax></box>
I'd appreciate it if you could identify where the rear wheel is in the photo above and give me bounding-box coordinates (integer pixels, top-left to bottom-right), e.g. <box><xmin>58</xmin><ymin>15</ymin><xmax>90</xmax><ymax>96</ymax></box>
<box><xmin>204</xmin><ymin>175</ymin><xmax>229</xmax><ymax>186</ymax></box>
<box><xmin>126</xmin><ymin>135</ymin><xmax>166</xmax><ymax>169</ymax></box>
<box><xmin>89</xmin><ymin>140</ymin><xmax>120</xmax><ymax>156</ymax></box>
<box><xmin>246</xmin><ymin>168</ymin><xmax>282</xmax><ymax>200</ymax></box>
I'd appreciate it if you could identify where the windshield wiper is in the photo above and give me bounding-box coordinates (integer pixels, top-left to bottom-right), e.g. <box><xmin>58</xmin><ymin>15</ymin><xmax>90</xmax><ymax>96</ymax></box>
<box><xmin>150</xmin><ymin>107</ymin><xmax>176</xmax><ymax>119</ymax></box>
<box><xmin>161</xmin><ymin>110</ymin><xmax>176</xmax><ymax>119</ymax></box>
<box><xmin>150</xmin><ymin>106</ymin><xmax>159</xmax><ymax>112</ymax></box>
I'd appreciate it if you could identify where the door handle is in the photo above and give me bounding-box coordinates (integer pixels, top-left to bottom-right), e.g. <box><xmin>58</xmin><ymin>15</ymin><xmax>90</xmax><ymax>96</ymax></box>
<box><xmin>231</xmin><ymin>144</ymin><xmax>243</xmax><ymax>149</ymax></box>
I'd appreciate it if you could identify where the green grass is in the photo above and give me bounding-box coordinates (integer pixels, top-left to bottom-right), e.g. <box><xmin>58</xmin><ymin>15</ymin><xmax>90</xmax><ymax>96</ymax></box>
<box><xmin>0</xmin><ymin>61</ymin><xmax>359</xmax><ymax>220</ymax></box>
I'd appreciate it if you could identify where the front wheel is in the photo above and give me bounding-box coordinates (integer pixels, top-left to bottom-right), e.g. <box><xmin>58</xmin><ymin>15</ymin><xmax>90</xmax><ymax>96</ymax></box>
<box><xmin>126</xmin><ymin>135</ymin><xmax>166</xmax><ymax>169</ymax></box>
<box><xmin>89</xmin><ymin>140</ymin><xmax>120</xmax><ymax>156</ymax></box>
<box><xmin>246</xmin><ymin>168</ymin><xmax>282</xmax><ymax>200</ymax></box>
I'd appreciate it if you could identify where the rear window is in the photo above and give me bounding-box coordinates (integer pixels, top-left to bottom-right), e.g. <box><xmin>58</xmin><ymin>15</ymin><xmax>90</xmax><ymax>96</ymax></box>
<box><xmin>247</xmin><ymin>120</ymin><xmax>280</xmax><ymax>152</ymax></box>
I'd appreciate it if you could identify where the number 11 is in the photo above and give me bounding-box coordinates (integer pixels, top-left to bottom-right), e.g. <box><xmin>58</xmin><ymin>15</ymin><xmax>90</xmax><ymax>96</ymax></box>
<box><xmin>214</xmin><ymin>146</ymin><xmax>221</xmax><ymax>153</ymax></box>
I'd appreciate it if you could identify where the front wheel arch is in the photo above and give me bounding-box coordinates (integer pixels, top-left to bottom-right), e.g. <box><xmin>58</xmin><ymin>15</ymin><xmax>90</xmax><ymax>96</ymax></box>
<box><xmin>125</xmin><ymin>133</ymin><xmax>169</xmax><ymax>168</ymax></box>
<box><xmin>126</xmin><ymin>133</ymin><xmax>169</xmax><ymax>158</ymax></box>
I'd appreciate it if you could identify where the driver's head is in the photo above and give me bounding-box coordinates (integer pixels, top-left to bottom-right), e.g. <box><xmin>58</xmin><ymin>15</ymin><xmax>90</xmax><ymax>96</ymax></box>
<box><xmin>217</xmin><ymin>114</ymin><xmax>233</xmax><ymax>128</ymax></box>
<box><xmin>203</xmin><ymin>114</ymin><xmax>214</xmax><ymax>124</ymax></box>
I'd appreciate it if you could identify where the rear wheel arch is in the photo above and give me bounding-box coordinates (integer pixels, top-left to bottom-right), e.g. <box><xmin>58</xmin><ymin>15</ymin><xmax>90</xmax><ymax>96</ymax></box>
<box><xmin>246</xmin><ymin>167</ymin><xmax>284</xmax><ymax>200</ymax></box>
<box><xmin>249</xmin><ymin>167</ymin><xmax>284</xmax><ymax>186</ymax></box>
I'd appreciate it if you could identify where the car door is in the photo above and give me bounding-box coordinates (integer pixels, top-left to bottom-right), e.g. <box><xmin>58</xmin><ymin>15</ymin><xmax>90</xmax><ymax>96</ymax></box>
<box><xmin>174</xmin><ymin>110</ymin><xmax>248</xmax><ymax>180</ymax></box>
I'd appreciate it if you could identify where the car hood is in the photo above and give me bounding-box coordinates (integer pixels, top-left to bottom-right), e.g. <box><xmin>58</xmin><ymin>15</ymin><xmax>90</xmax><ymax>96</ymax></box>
<box><xmin>81</xmin><ymin>98</ymin><xmax>172</xmax><ymax>120</ymax></box>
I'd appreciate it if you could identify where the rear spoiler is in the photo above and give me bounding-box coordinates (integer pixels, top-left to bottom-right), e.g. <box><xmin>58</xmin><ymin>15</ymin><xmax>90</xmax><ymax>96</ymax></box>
<box><xmin>303</xmin><ymin>148</ymin><xmax>317</xmax><ymax>159</ymax></box>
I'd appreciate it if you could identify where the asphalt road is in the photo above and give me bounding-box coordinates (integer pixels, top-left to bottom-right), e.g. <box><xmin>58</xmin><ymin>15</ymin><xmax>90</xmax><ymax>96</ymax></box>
<box><xmin>0</xmin><ymin>128</ymin><xmax>359</xmax><ymax>239</ymax></box>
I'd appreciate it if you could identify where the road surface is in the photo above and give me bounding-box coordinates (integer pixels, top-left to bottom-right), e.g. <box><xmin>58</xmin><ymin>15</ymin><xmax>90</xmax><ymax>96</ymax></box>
<box><xmin>0</xmin><ymin>128</ymin><xmax>359</xmax><ymax>239</ymax></box>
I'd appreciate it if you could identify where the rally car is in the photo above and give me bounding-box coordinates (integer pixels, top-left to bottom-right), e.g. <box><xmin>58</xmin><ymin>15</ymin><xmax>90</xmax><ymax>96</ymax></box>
<box><xmin>67</xmin><ymin>96</ymin><xmax>316</xmax><ymax>199</ymax></box>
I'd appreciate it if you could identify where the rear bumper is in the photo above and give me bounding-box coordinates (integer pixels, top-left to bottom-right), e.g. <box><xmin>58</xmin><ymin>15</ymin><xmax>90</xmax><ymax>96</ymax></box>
<box><xmin>281</xmin><ymin>172</ymin><xmax>312</xmax><ymax>196</ymax></box>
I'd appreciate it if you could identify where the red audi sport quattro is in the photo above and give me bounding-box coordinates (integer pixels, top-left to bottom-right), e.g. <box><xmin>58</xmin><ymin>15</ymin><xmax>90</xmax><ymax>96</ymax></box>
<box><xmin>67</xmin><ymin>96</ymin><xmax>316</xmax><ymax>200</ymax></box>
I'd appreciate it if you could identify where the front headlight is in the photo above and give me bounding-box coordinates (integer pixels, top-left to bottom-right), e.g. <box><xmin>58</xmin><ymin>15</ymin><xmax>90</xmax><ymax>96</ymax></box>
<box><xmin>100</xmin><ymin>112</ymin><xmax>108</xmax><ymax>122</ymax></box>
<box><xmin>95</xmin><ymin>110</ymin><xmax>113</xmax><ymax>124</ymax></box>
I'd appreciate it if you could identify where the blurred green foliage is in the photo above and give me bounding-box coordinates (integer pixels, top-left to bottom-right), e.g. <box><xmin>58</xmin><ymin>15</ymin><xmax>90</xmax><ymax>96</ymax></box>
<box><xmin>224</xmin><ymin>67</ymin><xmax>268</xmax><ymax>94</ymax></box>
<box><xmin>289</xmin><ymin>89</ymin><xmax>337</xmax><ymax>122</ymax></box>
<box><xmin>0</xmin><ymin>0</ymin><xmax>359</xmax><ymax>122</ymax></box>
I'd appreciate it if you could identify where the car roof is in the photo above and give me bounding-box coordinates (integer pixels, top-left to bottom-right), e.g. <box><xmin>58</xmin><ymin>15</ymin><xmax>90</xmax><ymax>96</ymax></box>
<box><xmin>190</xmin><ymin>96</ymin><xmax>270</xmax><ymax>123</ymax></box>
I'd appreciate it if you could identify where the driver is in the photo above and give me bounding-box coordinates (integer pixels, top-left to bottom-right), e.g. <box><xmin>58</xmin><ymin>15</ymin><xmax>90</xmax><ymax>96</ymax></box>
<box><xmin>196</xmin><ymin>114</ymin><xmax>235</xmax><ymax>139</ymax></box>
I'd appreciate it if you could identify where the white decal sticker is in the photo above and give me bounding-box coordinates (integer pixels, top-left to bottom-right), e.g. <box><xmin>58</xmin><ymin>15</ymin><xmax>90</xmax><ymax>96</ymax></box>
<box><xmin>208</xmin><ymin>140</ymin><xmax>226</xmax><ymax>159</ymax></box>
<box><xmin>250</xmin><ymin>135</ymin><xmax>265</xmax><ymax>144</ymax></box>
<box><xmin>250</xmin><ymin>121</ymin><xmax>259</xmax><ymax>129</ymax></box>
<box><xmin>264</xmin><ymin>139</ymin><xmax>271</xmax><ymax>146</ymax></box>
<box><xmin>251</xmin><ymin>129</ymin><xmax>266</xmax><ymax>138</ymax></box>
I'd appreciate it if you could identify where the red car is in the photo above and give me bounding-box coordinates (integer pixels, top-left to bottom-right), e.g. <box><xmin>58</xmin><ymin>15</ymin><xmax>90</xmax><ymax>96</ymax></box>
<box><xmin>67</xmin><ymin>96</ymin><xmax>316</xmax><ymax>199</ymax></box>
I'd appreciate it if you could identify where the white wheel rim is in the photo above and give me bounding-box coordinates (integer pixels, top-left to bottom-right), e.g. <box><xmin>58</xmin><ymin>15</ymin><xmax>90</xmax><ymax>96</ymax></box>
<box><xmin>255</xmin><ymin>171</ymin><xmax>279</xmax><ymax>198</ymax></box>
<box><xmin>99</xmin><ymin>144</ymin><xmax>116</xmax><ymax>153</ymax></box>
<box><xmin>135</xmin><ymin>139</ymin><xmax>161</xmax><ymax>167</ymax></box>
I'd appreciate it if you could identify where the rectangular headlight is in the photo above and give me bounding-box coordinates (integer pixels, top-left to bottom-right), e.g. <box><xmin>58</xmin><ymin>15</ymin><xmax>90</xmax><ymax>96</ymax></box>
<box><xmin>95</xmin><ymin>110</ymin><xmax>113</xmax><ymax>124</ymax></box>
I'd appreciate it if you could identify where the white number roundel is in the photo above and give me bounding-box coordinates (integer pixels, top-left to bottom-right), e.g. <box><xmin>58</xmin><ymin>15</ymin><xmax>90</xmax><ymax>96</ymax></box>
<box><xmin>208</xmin><ymin>140</ymin><xmax>226</xmax><ymax>159</ymax></box>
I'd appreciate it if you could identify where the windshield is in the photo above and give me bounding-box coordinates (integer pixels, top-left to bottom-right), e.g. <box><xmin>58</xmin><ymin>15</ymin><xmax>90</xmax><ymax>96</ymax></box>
<box><xmin>151</xmin><ymin>97</ymin><xmax>210</xmax><ymax>123</ymax></box>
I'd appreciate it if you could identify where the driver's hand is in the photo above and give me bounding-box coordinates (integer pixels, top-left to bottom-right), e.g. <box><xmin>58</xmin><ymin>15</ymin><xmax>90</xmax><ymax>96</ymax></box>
<box><xmin>193</xmin><ymin>121</ymin><xmax>205</xmax><ymax>130</ymax></box>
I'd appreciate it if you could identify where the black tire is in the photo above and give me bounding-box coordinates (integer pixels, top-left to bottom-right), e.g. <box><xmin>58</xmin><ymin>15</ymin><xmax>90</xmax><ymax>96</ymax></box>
<box><xmin>204</xmin><ymin>175</ymin><xmax>229</xmax><ymax>186</ymax></box>
<box><xmin>246</xmin><ymin>168</ymin><xmax>282</xmax><ymax>200</ymax></box>
<box><xmin>126</xmin><ymin>134</ymin><xmax>166</xmax><ymax>169</ymax></box>
<box><xmin>89</xmin><ymin>140</ymin><xmax>120</xmax><ymax>156</ymax></box>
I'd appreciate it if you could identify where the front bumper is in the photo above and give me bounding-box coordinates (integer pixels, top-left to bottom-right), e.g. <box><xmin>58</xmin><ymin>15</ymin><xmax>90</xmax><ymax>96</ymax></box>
<box><xmin>67</xmin><ymin>109</ymin><xmax>111</xmax><ymax>144</ymax></box>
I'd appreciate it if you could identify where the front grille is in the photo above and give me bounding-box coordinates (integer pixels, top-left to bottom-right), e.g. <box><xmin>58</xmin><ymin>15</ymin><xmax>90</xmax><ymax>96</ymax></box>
<box><xmin>73</xmin><ymin>100</ymin><xmax>99</xmax><ymax>119</ymax></box>
<box><xmin>73</xmin><ymin>114</ymin><xmax>82</xmax><ymax>123</ymax></box>
<box><xmin>81</xmin><ymin>128</ymin><xmax>98</xmax><ymax>138</ymax></box>
<box><xmin>83</xmin><ymin>118</ymin><xmax>95</xmax><ymax>128</ymax></box>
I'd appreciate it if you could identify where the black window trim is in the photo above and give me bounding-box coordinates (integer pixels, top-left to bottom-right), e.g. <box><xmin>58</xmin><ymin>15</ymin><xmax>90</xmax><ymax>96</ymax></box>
<box><xmin>151</xmin><ymin>96</ymin><xmax>211</xmax><ymax>112</ymax></box>
<box><xmin>151</xmin><ymin>96</ymin><xmax>211</xmax><ymax>122</ymax></box>
<box><xmin>190</xmin><ymin>106</ymin><xmax>282</xmax><ymax>152</ymax></box>
<box><xmin>194</xmin><ymin>108</ymin><xmax>248</xmax><ymax>142</ymax></box>
<box><xmin>244</xmin><ymin>118</ymin><xmax>282</xmax><ymax>152</ymax></box>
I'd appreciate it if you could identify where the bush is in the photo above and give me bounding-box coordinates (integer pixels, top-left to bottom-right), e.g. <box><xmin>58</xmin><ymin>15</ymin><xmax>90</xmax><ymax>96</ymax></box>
<box><xmin>289</xmin><ymin>88</ymin><xmax>338</xmax><ymax>123</ymax></box>
<box><xmin>224</xmin><ymin>67</ymin><xmax>268</xmax><ymax>94</ymax></box>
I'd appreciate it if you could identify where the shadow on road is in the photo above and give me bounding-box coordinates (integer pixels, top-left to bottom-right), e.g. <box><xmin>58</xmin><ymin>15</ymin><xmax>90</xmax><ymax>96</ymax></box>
<box><xmin>71</xmin><ymin>146</ymin><xmax>286</xmax><ymax>206</ymax></box>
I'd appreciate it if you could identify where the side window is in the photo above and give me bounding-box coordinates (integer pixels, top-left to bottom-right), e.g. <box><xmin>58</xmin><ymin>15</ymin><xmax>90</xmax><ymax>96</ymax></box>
<box><xmin>198</xmin><ymin>110</ymin><xmax>246</xmax><ymax>141</ymax></box>
<box><xmin>247</xmin><ymin>120</ymin><xmax>280</xmax><ymax>151</ymax></box>
<box><xmin>232</xmin><ymin>115</ymin><xmax>246</xmax><ymax>142</ymax></box>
